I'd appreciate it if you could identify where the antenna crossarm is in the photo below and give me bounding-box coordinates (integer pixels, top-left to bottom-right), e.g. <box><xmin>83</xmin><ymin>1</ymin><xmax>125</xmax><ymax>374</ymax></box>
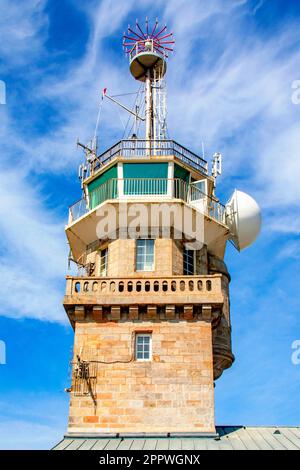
<box><xmin>104</xmin><ymin>93</ymin><xmax>145</xmax><ymax>121</ymax></box>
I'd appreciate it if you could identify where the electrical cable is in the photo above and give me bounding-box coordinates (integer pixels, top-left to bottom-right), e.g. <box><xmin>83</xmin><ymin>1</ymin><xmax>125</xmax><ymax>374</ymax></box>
<box><xmin>71</xmin><ymin>331</ymin><xmax>136</xmax><ymax>366</ymax></box>
<box><xmin>122</xmin><ymin>83</ymin><xmax>144</xmax><ymax>139</ymax></box>
<box><xmin>111</xmin><ymin>91</ymin><xmax>143</xmax><ymax>98</ymax></box>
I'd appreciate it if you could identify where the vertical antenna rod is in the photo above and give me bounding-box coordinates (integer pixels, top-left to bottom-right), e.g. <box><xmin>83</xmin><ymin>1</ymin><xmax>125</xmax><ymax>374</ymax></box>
<box><xmin>145</xmin><ymin>69</ymin><xmax>152</xmax><ymax>144</ymax></box>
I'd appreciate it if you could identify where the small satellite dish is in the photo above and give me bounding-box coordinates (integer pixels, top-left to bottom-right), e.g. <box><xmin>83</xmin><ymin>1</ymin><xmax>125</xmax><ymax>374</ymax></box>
<box><xmin>225</xmin><ymin>190</ymin><xmax>261</xmax><ymax>251</ymax></box>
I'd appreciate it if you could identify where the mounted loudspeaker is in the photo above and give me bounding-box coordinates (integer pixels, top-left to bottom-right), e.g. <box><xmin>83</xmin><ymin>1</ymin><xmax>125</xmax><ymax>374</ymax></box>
<box><xmin>225</xmin><ymin>190</ymin><xmax>261</xmax><ymax>251</ymax></box>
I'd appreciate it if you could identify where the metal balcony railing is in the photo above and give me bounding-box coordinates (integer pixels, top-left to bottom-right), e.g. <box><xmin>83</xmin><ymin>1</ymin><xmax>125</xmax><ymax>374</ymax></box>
<box><xmin>88</xmin><ymin>139</ymin><xmax>208</xmax><ymax>176</ymax></box>
<box><xmin>68</xmin><ymin>178</ymin><xmax>226</xmax><ymax>226</ymax></box>
<box><xmin>129</xmin><ymin>39</ymin><xmax>161</xmax><ymax>61</ymax></box>
<box><xmin>189</xmin><ymin>184</ymin><xmax>226</xmax><ymax>224</ymax></box>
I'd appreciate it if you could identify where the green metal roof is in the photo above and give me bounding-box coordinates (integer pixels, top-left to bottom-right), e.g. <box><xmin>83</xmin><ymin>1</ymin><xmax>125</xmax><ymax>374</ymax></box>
<box><xmin>53</xmin><ymin>426</ymin><xmax>300</xmax><ymax>450</ymax></box>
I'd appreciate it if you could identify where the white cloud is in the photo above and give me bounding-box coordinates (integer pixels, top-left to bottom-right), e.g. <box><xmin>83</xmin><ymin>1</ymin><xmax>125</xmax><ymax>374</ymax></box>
<box><xmin>253</xmin><ymin>0</ymin><xmax>266</xmax><ymax>16</ymax></box>
<box><xmin>0</xmin><ymin>166</ymin><xmax>67</xmax><ymax>322</ymax></box>
<box><xmin>0</xmin><ymin>0</ymin><xmax>48</xmax><ymax>70</ymax></box>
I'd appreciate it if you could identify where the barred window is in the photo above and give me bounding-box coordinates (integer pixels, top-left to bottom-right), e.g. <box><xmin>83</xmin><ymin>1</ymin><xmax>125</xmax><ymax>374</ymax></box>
<box><xmin>183</xmin><ymin>248</ymin><xmax>195</xmax><ymax>275</ymax></box>
<box><xmin>99</xmin><ymin>248</ymin><xmax>108</xmax><ymax>276</ymax></box>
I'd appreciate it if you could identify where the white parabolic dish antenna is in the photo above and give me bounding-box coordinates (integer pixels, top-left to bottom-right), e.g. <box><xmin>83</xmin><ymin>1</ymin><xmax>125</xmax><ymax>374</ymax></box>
<box><xmin>226</xmin><ymin>190</ymin><xmax>262</xmax><ymax>251</ymax></box>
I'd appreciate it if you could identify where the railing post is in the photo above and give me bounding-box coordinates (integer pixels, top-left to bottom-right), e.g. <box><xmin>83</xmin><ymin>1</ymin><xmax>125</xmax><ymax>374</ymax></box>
<box><xmin>167</xmin><ymin>162</ymin><xmax>174</xmax><ymax>197</ymax></box>
<box><xmin>65</xmin><ymin>277</ymin><xmax>73</xmax><ymax>295</ymax></box>
<box><xmin>68</xmin><ymin>209</ymin><xmax>73</xmax><ymax>225</ymax></box>
<box><xmin>117</xmin><ymin>163</ymin><xmax>124</xmax><ymax>198</ymax></box>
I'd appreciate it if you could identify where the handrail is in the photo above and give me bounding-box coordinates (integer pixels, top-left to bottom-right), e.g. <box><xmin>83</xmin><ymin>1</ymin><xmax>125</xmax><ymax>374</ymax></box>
<box><xmin>88</xmin><ymin>139</ymin><xmax>208</xmax><ymax>176</ymax></box>
<box><xmin>68</xmin><ymin>177</ymin><xmax>225</xmax><ymax>226</ymax></box>
<box><xmin>129</xmin><ymin>39</ymin><xmax>164</xmax><ymax>61</ymax></box>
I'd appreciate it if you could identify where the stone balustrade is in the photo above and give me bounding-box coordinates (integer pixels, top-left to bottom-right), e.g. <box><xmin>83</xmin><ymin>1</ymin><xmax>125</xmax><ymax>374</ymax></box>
<box><xmin>64</xmin><ymin>274</ymin><xmax>224</xmax><ymax>306</ymax></box>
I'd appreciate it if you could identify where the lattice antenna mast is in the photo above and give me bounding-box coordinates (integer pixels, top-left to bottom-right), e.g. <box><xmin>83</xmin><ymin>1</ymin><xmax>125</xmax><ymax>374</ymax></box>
<box><xmin>123</xmin><ymin>18</ymin><xmax>175</xmax><ymax>148</ymax></box>
<box><xmin>153</xmin><ymin>65</ymin><xmax>167</xmax><ymax>140</ymax></box>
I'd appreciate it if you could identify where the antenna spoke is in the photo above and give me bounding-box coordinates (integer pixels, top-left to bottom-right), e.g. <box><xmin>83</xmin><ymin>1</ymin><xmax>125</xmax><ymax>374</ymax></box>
<box><xmin>158</xmin><ymin>41</ymin><xmax>175</xmax><ymax>45</ymax></box>
<box><xmin>123</xmin><ymin>34</ymin><xmax>140</xmax><ymax>42</ymax></box>
<box><xmin>136</xmin><ymin>21</ymin><xmax>146</xmax><ymax>39</ymax></box>
<box><xmin>156</xmin><ymin>32</ymin><xmax>173</xmax><ymax>41</ymax></box>
<box><xmin>128</xmin><ymin>27</ymin><xmax>145</xmax><ymax>41</ymax></box>
<box><xmin>127</xmin><ymin>45</ymin><xmax>136</xmax><ymax>54</ymax></box>
<box><xmin>152</xmin><ymin>40</ymin><xmax>172</xmax><ymax>50</ymax></box>
<box><xmin>151</xmin><ymin>19</ymin><xmax>158</xmax><ymax>37</ymax></box>
<box><xmin>153</xmin><ymin>25</ymin><xmax>167</xmax><ymax>39</ymax></box>
<box><xmin>153</xmin><ymin>48</ymin><xmax>169</xmax><ymax>58</ymax></box>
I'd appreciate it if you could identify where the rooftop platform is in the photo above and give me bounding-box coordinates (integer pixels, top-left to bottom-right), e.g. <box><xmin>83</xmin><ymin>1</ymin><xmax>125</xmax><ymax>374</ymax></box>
<box><xmin>86</xmin><ymin>139</ymin><xmax>208</xmax><ymax>178</ymax></box>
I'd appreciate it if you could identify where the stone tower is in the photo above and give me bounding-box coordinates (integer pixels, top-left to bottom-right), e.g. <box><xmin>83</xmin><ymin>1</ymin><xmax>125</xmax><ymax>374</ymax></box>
<box><xmin>63</xmin><ymin>20</ymin><xmax>259</xmax><ymax>437</ymax></box>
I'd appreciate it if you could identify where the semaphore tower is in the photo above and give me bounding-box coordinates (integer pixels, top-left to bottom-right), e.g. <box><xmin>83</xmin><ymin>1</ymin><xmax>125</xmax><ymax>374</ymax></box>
<box><xmin>63</xmin><ymin>19</ymin><xmax>261</xmax><ymax>437</ymax></box>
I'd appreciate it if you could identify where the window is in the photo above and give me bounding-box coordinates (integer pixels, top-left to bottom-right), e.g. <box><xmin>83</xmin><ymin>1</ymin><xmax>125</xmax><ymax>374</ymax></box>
<box><xmin>99</xmin><ymin>248</ymin><xmax>108</xmax><ymax>276</ymax></box>
<box><xmin>135</xmin><ymin>333</ymin><xmax>152</xmax><ymax>361</ymax></box>
<box><xmin>183</xmin><ymin>248</ymin><xmax>195</xmax><ymax>275</ymax></box>
<box><xmin>136</xmin><ymin>239</ymin><xmax>154</xmax><ymax>271</ymax></box>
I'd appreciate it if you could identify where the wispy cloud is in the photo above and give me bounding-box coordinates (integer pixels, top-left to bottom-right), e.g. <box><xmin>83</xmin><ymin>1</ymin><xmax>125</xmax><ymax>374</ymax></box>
<box><xmin>253</xmin><ymin>0</ymin><xmax>266</xmax><ymax>16</ymax></box>
<box><xmin>0</xmin><ymin>0</ymin><xmax>48</xmax><ymax>70</ymax></box>
<box><xmin>0</xmin><ymin>167</ymin><xmax>66</xmax><ymax>322</ymax></box>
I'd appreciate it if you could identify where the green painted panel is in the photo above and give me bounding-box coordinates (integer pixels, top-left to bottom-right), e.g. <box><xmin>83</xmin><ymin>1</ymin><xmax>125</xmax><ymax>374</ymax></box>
<box><xmin>88</xmin><ymin>164</ymin><xmax>117</xmax><ymax>192</ymax></box>
<box><xmin>123</xmin><ymin>162</ymin><xmax>168</xmax><ymax>178</ymax></box>
<box><xmin>174</xmin><ymin>163</ymin><xmax>190</xmax><ymax>198</ymax></box>
<box><xmin>88</xmin><ymin>164</ymin><xmax>118</xmax><ymax>209</ymax></box>
<box><xmin>174</xmin><ymin>163</ymin><xmax>190</xmax><ymax>183</ymax></box>
<box><xmin>123</xmin><ymin>163</ymin><xmax>168</xmax><ymax>195</ymax></box>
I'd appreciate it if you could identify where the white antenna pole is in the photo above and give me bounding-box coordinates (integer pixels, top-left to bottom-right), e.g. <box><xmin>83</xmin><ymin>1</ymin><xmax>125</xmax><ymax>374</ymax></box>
<box><xmin>145</xmin><ymin>68</ymin><xmax>152</xmax><ymax>153</ymax></box>
<box><xmin>92</xmin><ymin>101</ymin><xmax>103</xmax><ymax>153</ymax></box>
<box><xmin>162</xmin><ymin>76</ymin><xmax>167</xmax><ymax>139</ymax></box>
<box><xmin>153</xmin><ymin>67</ymin><xmax>157</xmax><ymax>145</ymax></box>
<box><xmin>152</xmin><ymin>61</ymin><xmax>167</xmax><ymax>142</ymax></box>
<box><xmin>133</xmin><ymin>105</ymin><xmax>139</xmax><ymax>137</ymax></box>
<box><xmin>212</xmin><ymin>152</ymin><xmax>222</xmax><ymax>195</ymax></box>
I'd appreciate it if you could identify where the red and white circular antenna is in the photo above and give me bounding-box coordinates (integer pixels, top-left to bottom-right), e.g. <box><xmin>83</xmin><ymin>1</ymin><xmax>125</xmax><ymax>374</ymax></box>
<box><xmin>123</xmin><ymin>18</ymin><xmax>175</xmax><ymax>59</ymax></box>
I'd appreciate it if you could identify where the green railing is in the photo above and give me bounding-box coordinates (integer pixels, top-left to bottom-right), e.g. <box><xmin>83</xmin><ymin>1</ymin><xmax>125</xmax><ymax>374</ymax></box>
<box><xmin>124</xmin><ymin>178</ymin><xmax>167</xmax><ymax>195</ymax></box>
<box><xmin>123</xmin><ymin>177</ymin><xmax>187</xmax><ymax>198</ymax></box>
<box><xmin>89</xmin><ymin>178</ymin><xmax>118</xmax><ymax>209</ymax></box>
<box><xmin>68</xmin><ymin>178</ymin><xmax>225</xmax><ymax>225</ymax></box>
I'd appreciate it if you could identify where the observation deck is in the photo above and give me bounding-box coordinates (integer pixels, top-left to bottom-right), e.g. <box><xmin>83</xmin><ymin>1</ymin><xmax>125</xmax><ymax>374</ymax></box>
<box><xmin>85</xmin><ymin>139</ymin><xmax>208</xmax><ymax>178</ymax></box>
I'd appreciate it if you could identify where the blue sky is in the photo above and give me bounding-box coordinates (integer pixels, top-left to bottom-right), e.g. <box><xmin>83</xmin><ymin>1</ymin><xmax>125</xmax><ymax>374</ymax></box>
<box><xmin>0</xmin><ymin>0</ymin><xmax>300</xmax><ymax>449</ymax></box>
